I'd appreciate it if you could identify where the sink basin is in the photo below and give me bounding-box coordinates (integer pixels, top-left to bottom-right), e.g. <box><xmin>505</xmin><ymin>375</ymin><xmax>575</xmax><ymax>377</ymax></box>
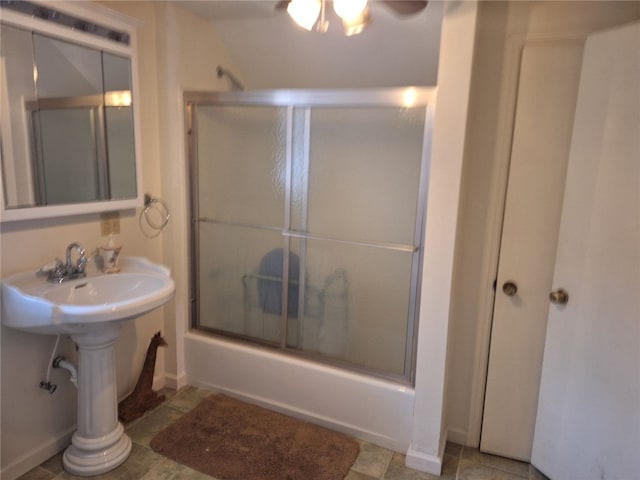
<box><xmin>1</xmin><ymin>256</ymin><xmax>175</xmax><ymax>476</ymax></box>
<box><xmin>2</xmin><ymin>256</ymin><xmax>175</xmax><ymax>335</ymax></box>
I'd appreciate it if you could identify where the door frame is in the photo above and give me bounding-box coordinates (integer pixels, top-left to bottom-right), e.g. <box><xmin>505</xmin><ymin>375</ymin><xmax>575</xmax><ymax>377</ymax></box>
<box><xmin>465</xmin><ymin>29</ymin><xmax>602</xmax><ymax>448</ymax></box>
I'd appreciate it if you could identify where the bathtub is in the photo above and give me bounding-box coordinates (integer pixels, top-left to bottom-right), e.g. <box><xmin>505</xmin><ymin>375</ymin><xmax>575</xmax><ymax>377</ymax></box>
<box><xmin>184</xmin><ymin>331</ymin><xmax>415</xmax><ymax>451</ymax></box>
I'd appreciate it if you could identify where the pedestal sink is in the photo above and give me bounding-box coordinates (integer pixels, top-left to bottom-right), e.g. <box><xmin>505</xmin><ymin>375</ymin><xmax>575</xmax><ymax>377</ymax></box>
<box><xmin>1</xmin><ymin>257</ymin><xmax>175</xmax><ymax>476</ymax></box>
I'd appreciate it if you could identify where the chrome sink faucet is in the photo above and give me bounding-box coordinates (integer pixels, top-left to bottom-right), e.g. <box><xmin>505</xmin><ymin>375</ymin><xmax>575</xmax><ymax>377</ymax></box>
<box><xmin>39</xmin><ymin>242</ymin><xmax>88</xmax><ymax>283</ymax></box>
<box><xmin>66</xmin><ymin>242</ymin><xmax>88</xmax><ymax>277</ymax></box>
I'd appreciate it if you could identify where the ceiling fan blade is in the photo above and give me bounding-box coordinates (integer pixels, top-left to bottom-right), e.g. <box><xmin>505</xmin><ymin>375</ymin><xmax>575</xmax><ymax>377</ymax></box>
<box><xmin>381</xmin><ymin>1</ymin><xmax>428</xmax><ymax>16</ymax></box>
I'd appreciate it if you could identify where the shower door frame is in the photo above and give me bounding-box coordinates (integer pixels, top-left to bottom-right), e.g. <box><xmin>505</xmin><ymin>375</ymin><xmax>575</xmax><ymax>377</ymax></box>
<box><xmin>185</xmin><ymin>88</ymin><xmax>436</xmax><ymax>384</ymax></box>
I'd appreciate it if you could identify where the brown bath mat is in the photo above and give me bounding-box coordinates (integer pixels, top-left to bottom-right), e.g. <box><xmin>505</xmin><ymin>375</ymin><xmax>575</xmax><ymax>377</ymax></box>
<box><xmin>150</xmin><ymin>394</ymin><xmax>360</xmax><ymax>480</ymax></box>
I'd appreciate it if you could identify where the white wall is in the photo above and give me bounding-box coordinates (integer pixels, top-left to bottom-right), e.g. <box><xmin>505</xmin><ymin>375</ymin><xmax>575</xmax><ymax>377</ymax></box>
<box><xmin>445</xmin><ymin>0</ymin><xmax>640</xmax><ymax>447</ymax></box>
<box><xmin>406</xmin><ymin>1</ymin><xmax>478</xmax><ymax>473</ymax></box>
<box><xmin>183</xmin><ymin>0</ymin><xmax>443</xmax><ymax>90</ymax></box>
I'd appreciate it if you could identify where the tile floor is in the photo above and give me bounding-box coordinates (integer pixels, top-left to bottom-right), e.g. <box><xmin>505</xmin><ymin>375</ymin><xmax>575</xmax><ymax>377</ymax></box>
<box><xmin>18</xmin><ymin>387</ymin><xmax>549</xmax><ymax>480</ymax></box>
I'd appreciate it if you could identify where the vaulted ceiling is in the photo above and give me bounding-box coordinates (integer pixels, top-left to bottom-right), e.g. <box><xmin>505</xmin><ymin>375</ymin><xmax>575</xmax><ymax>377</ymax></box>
<box><xmin>176</xmin><ymin>0</ymin><xmax>443</xmax><ymax>89</ymax></box>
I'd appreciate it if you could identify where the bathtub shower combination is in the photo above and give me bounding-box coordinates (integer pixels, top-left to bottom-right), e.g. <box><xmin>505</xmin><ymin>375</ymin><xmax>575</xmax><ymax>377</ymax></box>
<box><xmin>186</xmin><ymin>88</ymin><xmax>434</xmax><ymax>382</ymax></box>
<box><xmin>184</xmin><ymin>88</ymin><xmax>435</xmax><ymax>449</ymax></box>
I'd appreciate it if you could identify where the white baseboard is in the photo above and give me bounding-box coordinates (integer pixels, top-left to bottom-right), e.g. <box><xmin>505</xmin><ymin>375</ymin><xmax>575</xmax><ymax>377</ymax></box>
<box><xmin>163</xmin><ymin>371</ymin><xmax>187</xmax><ymax>390</ymax></box>
<box><xmin>1</xmin><ymin>426</ymin><xmax>75</xmax><ymax>480</ymax></box>
<box><xmin>447</xmin><ymin>426</ymin><xmax>469</xmax><ymax>446</ymax></box>
<box><xmin>152</xmin><ymin>373</ymin><xmax>166</xmax><ymax>392</ymax></box>
<box><xmin>405</xmin><ymin>444</ymin><xmax>443</xmax><ymax>475</ymax></box>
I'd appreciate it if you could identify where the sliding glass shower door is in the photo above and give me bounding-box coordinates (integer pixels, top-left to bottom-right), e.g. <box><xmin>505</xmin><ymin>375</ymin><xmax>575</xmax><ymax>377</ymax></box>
<box><xmin>187</xmin><ymin>89</ymin><xmax>435</xmax><ymax>383</ymax></box>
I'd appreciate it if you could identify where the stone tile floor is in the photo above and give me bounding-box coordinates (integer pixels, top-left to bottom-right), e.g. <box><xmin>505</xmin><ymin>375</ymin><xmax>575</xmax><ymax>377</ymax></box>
<box><xmin>19</xmin><ymin>387</ymin><xmax>549</xmax><ymax>480</ymax></box>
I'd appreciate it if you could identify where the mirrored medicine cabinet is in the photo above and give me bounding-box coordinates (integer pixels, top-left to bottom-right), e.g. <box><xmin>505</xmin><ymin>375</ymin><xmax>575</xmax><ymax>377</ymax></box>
<box><xmin>0</xmin><ymin>1</ymin><xmax>142</xmax><ymax>222</ymax></box>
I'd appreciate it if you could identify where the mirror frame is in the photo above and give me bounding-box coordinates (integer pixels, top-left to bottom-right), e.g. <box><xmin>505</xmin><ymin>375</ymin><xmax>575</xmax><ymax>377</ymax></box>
<box><xmin>0</xmin><ymin>1</ymin><xmax>143</xmax><ymax>222</ymax></box>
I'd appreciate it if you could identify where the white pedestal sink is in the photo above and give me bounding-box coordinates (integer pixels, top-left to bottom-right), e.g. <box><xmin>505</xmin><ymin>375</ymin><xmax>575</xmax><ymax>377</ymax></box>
<box><xmin>1</xmin><ymin>257</ymin><xmax>175</xmax><ymax>476</ymax></box>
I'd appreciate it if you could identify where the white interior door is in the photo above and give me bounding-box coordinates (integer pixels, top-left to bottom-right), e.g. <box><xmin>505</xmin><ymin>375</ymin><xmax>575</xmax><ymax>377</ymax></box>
<box><xmin>532</xmin><ymin>21</ymin><xmax>640</xmax><ymax>480</ymax></box>
<box><xmin>480</xmin><ymin>42</ymin><xmax>584</xmax><ymax>461</ymax></box>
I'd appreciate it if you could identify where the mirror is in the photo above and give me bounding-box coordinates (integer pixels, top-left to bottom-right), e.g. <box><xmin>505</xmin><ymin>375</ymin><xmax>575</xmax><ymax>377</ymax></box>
<box><xmin>0</xmin><ymin>9</ymin><xmax>140</xmax><ymax>221</ymax></box>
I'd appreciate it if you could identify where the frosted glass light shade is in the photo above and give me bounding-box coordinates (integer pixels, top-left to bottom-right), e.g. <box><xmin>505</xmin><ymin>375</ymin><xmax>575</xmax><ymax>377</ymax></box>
<box><xmin>333</xmin><ymin>0</ymin><xmax>368</xmax><ymax>21</ymax></box>
<box><xmin>342</xmin><ymin>6</ymin><xmax>371</xmax><ymax>36</ymax></box>
<box><xmin>287</xmin><ymin>0</ymin><xmax>321</xmax><ymax>31</ymax></box>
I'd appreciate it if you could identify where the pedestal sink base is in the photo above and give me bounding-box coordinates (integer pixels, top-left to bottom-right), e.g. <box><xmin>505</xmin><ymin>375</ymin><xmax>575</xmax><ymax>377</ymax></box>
<box><xmin>62</xmin><ymin>325</ymin><xmax>132</xmax><ymax>476</ymax></box>
<box><xmin>63</xmin><ymin>425</ymin><xmax>132</xmax><ymax>476</ymax></box>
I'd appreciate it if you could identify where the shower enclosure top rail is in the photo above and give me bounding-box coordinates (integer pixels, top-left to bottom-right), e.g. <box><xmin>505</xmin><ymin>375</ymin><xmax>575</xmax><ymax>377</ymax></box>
<box><xmin>198</xmin><ymin>217</ymin><xmax>420</xmax><ymax>253</ymax></box>
<box><xmin>184</xmin><ymin>87</ymin><xmax>437</xmax><ymax>107</ymax></box>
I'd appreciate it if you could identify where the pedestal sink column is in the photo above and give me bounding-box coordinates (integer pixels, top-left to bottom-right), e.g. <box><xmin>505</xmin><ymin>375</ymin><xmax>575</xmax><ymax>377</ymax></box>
<box><xmin>63</xmin><ymin>324</ymin><xmax>132</xmax><ymax>476</ymax></box>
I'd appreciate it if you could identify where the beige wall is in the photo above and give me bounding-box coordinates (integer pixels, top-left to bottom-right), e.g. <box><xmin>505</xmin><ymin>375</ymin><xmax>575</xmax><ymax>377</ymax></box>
<box><xmin>0</xmin><ymin>2</ymin><xmax>245</xmax><ymax>475</ymax></box>
<box><xmin>150</xmin><ymin>1</ymin><xmax>245</xmax><ymax>387</ymax></box>
<box><xmin>0</xmin><ymin>2</ymin><xmax>164</xmax><ymax>477</ymax></box>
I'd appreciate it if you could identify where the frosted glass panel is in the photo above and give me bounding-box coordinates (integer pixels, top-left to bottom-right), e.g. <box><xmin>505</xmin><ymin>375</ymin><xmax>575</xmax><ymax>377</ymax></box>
<box><xmin>102</xmin><ymin>52</ymin><xmax>131</xmax><ymax>91</ymax></box>
<box><xmin>103</xmin><ymin>52</ymin><xmax>136</xmax><ymax>200</ymax></box>
<box><xmin>287</xmin><ymin>239</ymin><xmax>413</xmax><ymax>376</ymax></box>
<box><xmin>37</xmin><ymin>108</ymin><xmax>99</xmax><ymax>204</ymax></box>
<box><xmin>196</xmin><ymin>106</ymin><xmax>286</xmax><ymax>227</ymax></box>
<box><xmin>105</xmin><ymin>107</ymin><xmax>136</xmax><ymax>199</ymax></box>
<box><xmin>198</xmin><ymin>222</ymin><xmax>286</xmax><ymax>344</ymax></box>
<box><xmin>190</xmin><ymin>93</ymin><xmax>432</xmax><ymax>382</ymax></box>
<box><xmin>301</xmin><ymin>107</ymin><xmax>425</xmax><ymax>245</ymax></box>
<box><xmin>290</xmin><ymin>108</ymin><xmax>309</xmax><ymax>232</ymax></box>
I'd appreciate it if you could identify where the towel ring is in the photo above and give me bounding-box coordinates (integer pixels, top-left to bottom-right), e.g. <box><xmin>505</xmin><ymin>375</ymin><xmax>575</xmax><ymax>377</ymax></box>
<box><xmin>139</xmin><ymin>194</ymin><xmax>170</xmax><ymax>238</ymax></box>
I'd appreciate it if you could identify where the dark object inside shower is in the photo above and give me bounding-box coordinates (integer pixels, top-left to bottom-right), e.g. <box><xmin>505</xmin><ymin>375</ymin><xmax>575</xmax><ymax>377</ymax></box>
<box><xmin>257</xmin><ymin>248</ymin><xmax>300</xmax><ymax>318</ymax></box>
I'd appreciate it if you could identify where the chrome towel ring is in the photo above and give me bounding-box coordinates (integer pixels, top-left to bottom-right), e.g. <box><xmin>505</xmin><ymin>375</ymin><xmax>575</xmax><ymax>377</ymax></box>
<box><xmin>139</xmin><ymin>194</ymin><xmax>170</xmax><ymax>238</ymax></box>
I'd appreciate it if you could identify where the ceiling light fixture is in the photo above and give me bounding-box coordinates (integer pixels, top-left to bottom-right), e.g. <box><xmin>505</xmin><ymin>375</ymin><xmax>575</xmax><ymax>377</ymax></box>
<box><xmin>287</xmin><ymin>0</ymin><xmax>371</xmax><ymax>35</ymax></box>
<box><xmin>340</xmin><ymin>6</ymin><xmax>371</xmax><ymax>36</ymax></box>
<box><xmin>333</xmin><ymin>0</ymin><xmax>367</xmax><ymax>21</ymax></box>
<box><xmin>286</xmin><ymin>0</ymin><xmax>321</xmax><ymax>31</ymax></box>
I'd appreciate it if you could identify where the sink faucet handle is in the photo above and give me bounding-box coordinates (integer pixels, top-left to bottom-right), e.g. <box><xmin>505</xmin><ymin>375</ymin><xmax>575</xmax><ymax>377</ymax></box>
<box><xmin>37</xmin><ymin>259</ymin><xmax>59</xmax><ymax>274</ymax></box>
<box><xmin>54</xmin><ymin>258</ymin><xmax>66</xmax><ymax>275</ymax></box>
<box><xmin>37</xmin><ymin>258</ymin><xmax>66</xmax><ymax>282</ymax></box>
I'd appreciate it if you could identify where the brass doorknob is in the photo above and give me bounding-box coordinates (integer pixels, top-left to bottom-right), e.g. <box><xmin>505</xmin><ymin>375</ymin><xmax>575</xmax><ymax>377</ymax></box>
<box><xmin>549</xmin><ymin>289</ymin><xmax>569</xmax><ymax>305</ymax></box>
<box><xmin>502</xmin><ymin>281</ymin><xmax>518</xmax><ymax>297</ymax></box>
